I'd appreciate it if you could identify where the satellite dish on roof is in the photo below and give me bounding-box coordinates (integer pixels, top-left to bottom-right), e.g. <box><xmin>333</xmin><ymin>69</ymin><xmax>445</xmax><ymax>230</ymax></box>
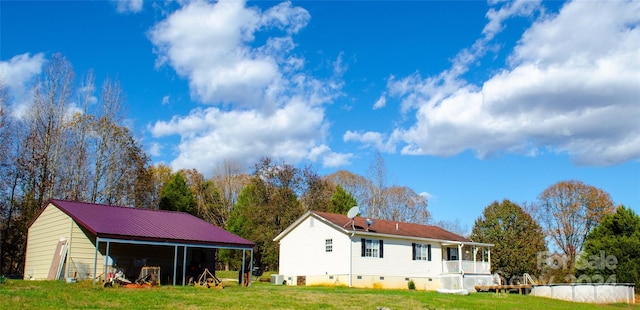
<box><xmin>365</xmin><ymin>218</ymin><xmax>374</xmax><ymax>231</ymax></box>
<box><xmin>347</xmin><ymin>206</ymin><xmax>360</xmax><ymax>219</ymax></box>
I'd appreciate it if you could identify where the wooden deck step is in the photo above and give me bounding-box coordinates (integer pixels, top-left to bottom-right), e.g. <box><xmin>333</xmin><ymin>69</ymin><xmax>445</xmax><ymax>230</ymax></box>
<box><xmin>475</xmin><ymin>284</ymin><xmax>532</xmax><ymax>294</ymax></box>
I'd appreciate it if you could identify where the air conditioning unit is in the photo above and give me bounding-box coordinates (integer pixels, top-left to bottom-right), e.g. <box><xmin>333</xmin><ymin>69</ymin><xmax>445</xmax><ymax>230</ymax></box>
<box><xmin>271</xmin><ymin>274</ymin><xmax>284</xmax><ymax>285</ymax></box>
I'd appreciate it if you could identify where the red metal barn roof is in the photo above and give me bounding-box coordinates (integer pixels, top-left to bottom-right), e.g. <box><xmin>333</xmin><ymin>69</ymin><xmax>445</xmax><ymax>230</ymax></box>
<box><xmin>313</xmin><ymin>211</ymin><xmax>470</xmax><ymax>242</ymax></box>
<box><xmin>43</xmin><ymin>199</ymin><xmax>253</xmax><ymax>248</ymax></box>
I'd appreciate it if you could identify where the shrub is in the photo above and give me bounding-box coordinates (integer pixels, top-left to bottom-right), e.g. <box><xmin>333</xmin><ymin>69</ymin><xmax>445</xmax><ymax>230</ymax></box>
<box><xmin>407</xmin><ymin>279</ymin><xmax>415</xmax><ymax>290</ymax></box>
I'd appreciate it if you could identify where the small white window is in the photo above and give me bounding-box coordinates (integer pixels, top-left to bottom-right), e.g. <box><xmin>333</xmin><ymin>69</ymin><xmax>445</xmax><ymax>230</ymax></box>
<box><xmin>325</xmin><ymin>239</ymin><xmax>333</xmax><ymax>252</ymax></box>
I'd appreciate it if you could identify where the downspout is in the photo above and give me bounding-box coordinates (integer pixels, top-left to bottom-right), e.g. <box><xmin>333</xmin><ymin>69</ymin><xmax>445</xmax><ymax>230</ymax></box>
<box><xmin>349</xmin><ymin>231</ymin><xmax>355</xmax><ymax>287</ymax></box>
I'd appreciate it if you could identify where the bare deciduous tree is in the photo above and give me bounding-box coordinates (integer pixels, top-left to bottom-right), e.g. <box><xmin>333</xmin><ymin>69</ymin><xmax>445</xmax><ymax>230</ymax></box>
<box><xmin>382</xmin><ymin>185</ymin><xmax>430</xmax><ymax>224</ymax></box>
<box><xmin>211</xmin><ymin>159</ymin><xmax>249</xmax><ymax>227</ymax></box>
<box><xmin>367</xmin><ymin>152</ymin><xmax>387</xmax><ymax>218</ymax></box>
<box><xmin>537</xmin><ymin>180</ymin><xmax>615</xmax><ymax>269</ymax></box>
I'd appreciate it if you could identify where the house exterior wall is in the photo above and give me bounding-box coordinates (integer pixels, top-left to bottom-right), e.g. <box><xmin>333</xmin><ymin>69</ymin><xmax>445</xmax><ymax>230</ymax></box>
<box><xmin>350</xmin><ymin>236</ymin><xmax>444</xmax><ymax>290</ymax></box>
<box><xmin>278</xmin><ymin>216</ymin><xmax>351</xmax><ymax>286</ymax></box>
<box><xmin>24</xmin><ymin>203</ymin><xmax>106</xmax><ymax>281</ymax></box>
<box><xmin>277</xmin><ymin>215</ymin><xmax>454</xmax><ymax>290</ymax></box>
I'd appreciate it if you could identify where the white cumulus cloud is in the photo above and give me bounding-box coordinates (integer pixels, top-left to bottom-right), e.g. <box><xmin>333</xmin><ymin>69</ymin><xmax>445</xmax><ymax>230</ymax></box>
<box><xmin>0</xmin><ymin>53</ymin><xmax>46</xmax><ymax>117</ymax></box>
<box><xmin>114</xmin><ymin>0</ymin><xmax>143</xmax><ymax>13</ymax></box>
<box><xmin>148</xmin><ymin>0</ymin><xmax>348</xmax><ymax>174</ymax></box>
<box><xmin>355</xmin><ymin>0</ymin><xmax>640</xmax><ymax>166</ymax></box>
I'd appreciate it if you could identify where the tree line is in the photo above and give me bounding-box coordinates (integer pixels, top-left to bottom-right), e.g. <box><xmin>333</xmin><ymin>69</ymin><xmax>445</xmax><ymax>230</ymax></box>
<box><xmin>1</xmin><ymin>55</ymin><xmax>636</xmax><ymax>292</ymax></box>
<box><xmin>469</xmin><ymin>181</ymin><xmax>638</xmax><ymax>292</ymax></box>
<box><xmin>0</xmin><ymin>54</ymin><xmax>428</xmax><ymax>274</ymax></box>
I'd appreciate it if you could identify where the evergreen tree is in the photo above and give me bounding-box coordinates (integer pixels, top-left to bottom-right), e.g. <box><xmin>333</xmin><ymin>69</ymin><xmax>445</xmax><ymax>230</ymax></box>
<box><xmin>159</xmin><ymin>172</ymin><xmax>196</xmax><ymax>215</ymax></box>
<box><xmin>328</xmin><ymin>184</ymin><xmax>357</xmax><ymax>214</ymax></box>
<box><xmin>577</xmin><ymin>206</ymin><xmax>640</xmax><ymax>292</ymax></box>
<box><xmin>470</xmin><ymin>199</ymin><xmax>547</xmax><ymax>280</ymax></box>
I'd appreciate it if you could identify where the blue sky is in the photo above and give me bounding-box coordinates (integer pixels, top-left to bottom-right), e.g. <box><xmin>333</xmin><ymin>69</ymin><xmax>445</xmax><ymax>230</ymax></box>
<box><xmin>2</xmin><ymin>0</ymin><xmax>639</xmax><ymax>231</ymax></box>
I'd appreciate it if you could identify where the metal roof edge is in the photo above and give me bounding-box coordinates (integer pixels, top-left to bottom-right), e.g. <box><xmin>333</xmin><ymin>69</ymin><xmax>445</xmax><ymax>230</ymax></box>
<box><xmin>351</xmin><ymin>230</ymin><xmax>492</xmax><ymax>246</ymax></box>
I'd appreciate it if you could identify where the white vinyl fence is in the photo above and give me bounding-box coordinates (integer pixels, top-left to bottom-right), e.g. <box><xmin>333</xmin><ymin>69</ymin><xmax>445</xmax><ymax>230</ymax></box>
<box><xmin>530</xmin><ymin>283</ymin><xmax>635</xmax><ymax>304</ymax></box>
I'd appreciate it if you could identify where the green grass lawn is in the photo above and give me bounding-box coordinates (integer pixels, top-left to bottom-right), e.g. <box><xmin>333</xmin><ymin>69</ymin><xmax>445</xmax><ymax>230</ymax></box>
<box><xmin>0</xmin><ymin>279</ymin><xmax>636</xmax><ymax>309</ymax></box>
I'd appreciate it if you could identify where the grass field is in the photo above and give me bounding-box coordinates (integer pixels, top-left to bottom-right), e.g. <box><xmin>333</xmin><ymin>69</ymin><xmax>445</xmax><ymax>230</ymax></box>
<box><xmin>0</xmin><ymin>278</ymin><xmax>637</xmax><ymax>309</ymax></box>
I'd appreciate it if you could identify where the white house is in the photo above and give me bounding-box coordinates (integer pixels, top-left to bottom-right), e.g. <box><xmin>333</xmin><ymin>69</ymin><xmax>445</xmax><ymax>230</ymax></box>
<box><xmin>274</xmin><ymin>211</ymin><xmax>494</xmax><ymax>291</ymax></box>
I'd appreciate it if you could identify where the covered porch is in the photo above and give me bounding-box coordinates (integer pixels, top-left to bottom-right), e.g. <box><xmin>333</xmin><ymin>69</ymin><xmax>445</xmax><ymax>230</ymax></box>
<box><xmin>441</xmin><ymin>242</ymin><xmax>492</xmax><ymax>274</ymax></box>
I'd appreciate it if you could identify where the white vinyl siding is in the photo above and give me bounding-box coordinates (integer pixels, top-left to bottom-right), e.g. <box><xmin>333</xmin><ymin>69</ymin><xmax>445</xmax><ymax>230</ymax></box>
<box><xmin>352</xmin><ymin>238</ymin><xmax>443</xmax><ymax>278</ymax></box>
<box><xmin>278</xmin><ymin>216</ymin><xmax>350</xmax><ymax>277</ymax></box>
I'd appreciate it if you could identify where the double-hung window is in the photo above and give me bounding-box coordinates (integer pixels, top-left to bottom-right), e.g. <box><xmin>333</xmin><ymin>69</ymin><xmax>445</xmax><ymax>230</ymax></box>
<box><xmin>412</xmin><ymin>243</ymin><xmax>432</xmax><ymax>261</ymax></box>
<box><xmin>361</xmin><ymin>238</ymin><xmax>384</xmax><ymax>258</ymax></box>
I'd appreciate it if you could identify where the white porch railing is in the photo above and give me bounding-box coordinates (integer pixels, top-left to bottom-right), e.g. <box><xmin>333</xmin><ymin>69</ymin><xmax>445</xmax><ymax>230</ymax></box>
<box><xmin>442</xmin><ymin>260</ymin><xmax>490</xmax><ymax>274</ymax></box>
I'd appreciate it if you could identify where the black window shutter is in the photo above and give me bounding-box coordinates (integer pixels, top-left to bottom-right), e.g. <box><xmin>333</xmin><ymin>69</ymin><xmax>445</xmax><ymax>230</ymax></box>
<box><xmin>379</xmin><ymin>240</ymin><xmax>384</xmax><ymax>258</ymax></box>
<box><xmin>361</xmin><ymin>238</ymin><xmax>365</xmax><ymax>257</ymax></box>
<box><xmin>428</xmin><ymin>244</ymin><xmax>432</xmax><ymax>261</ymax></box>
<box><xmin>412</xmin><ymin>243</ymin><xmax>416</xmax><ymax>260</ymax></box>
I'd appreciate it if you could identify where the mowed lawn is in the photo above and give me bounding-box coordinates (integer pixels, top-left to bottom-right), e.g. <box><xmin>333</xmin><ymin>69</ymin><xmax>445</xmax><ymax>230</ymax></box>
<box><xmin>0</xmin><ymin>279</ymin><xmax>637</xmax><ymax>310</ymax></box>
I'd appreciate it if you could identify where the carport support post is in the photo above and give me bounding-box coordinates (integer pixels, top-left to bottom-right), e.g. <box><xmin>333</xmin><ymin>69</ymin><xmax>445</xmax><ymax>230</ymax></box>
<box><xmin>182</xmin><ymin>246</ymin><xmax>188</xmax><ymax>286</ymax></box>
<box><xmin>104</xmin><ymin>241</ymin><xmax>111</xmax><ymax>284</ymax></box>
<box><xmin>173</xmin><ymin>245</ymin><xmax>178</xmax><ymax>286</ymax></box>
<box><xmin>241</xmin><ymin>250</ymin><xmax>246</xmax><ymax>286</ymax></box>
<box><xmin>249</xmin><ymin>248</ymin><xmax>253</xmax><ymax>287</ymax></box>
<box><xmin>93</xmin><ymin>237</ymin><xmax>100</xmax><ymax>285</ymax></box>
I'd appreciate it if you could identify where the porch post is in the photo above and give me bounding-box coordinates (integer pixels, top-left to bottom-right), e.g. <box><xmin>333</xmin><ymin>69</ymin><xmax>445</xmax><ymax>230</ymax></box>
<box><xmin>458</xmin><ymin>243</ymin><xmax>463</xmax><ymax>289</ymax></box>
<box><xmin>457</xmin><ymin>243</ymin><xmax>462</xmax><ymax>273</ymax></box>
<box><xmin>488</xmin><ymin>247</ymin><xmax>491</xmax><ymax>273</ymax></box>
<box><xmin>473</xmin><ymin>246</ymin><xmax>477</xmax><ymax>273</ymax></box>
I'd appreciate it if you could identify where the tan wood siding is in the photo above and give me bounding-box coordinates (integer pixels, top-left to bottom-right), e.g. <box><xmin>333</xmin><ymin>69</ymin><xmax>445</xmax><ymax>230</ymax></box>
<box><xmin>67</xmin><ymin>225</ymin><xmax>103</xmax><ymax>280</ymax></box>
<box><xmin>24</xmin><ymin>204</ymin><xmax>73</xmax><ymax>280</ymax></box>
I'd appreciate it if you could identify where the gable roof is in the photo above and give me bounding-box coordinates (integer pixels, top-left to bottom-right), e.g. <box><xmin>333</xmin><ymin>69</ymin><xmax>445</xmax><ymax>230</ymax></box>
<box><xmin>275</xmin><ymin>211</ymin><xmax>483</xmax><ymax>245</ymax></box>
<box><xmin>40</xmin><ymin>199</ymin><xmax>253</xmax><ymax>248</ymax></box>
